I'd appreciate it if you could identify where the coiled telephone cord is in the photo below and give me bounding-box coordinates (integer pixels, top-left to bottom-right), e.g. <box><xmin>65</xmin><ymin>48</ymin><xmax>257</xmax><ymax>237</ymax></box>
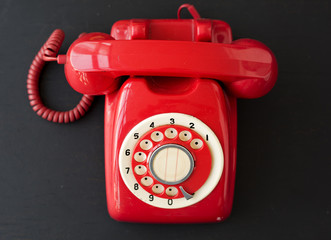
<box><xmin>27</xmin><ymin>29</ymin><xmax>94</xmax><ymax>123</ymax></box>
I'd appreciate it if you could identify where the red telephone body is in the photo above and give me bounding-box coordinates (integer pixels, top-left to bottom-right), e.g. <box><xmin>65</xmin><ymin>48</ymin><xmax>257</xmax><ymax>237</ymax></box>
<box><xmin>28</xmin><ymin>5</ymin><xmax>277</xmax><ymax>223</ymax></box>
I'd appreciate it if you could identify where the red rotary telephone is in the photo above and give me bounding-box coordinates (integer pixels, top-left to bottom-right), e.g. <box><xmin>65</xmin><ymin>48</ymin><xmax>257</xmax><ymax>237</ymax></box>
<box><xmin>27</xmin><ymin>4</ymin><xmax>277</xmax><ymax>223</ymax></box>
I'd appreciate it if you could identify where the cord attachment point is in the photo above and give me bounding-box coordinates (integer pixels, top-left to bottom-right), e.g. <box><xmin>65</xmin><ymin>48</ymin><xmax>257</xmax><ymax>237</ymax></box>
<box><xmin>57</xmin><ymin>54</ymin><xmax>67</xmax><ymax>64</ymax></box>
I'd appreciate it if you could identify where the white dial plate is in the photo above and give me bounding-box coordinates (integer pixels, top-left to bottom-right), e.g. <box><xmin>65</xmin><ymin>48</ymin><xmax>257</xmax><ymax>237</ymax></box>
<box><xmin>119</xmin><ymin>113</ymin><xmax>224</xmax><ymax>209</ymax></box>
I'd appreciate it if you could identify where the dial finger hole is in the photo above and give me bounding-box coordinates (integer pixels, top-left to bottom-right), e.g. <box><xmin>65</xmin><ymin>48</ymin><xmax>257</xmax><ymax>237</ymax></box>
<box><xmin>152</xmin><ymin>184</ymin><xmax>164</xmax><ymax>194</ymax></box>
<box><xmin>134</xmin><ymin>152</ymin><xmax>146</xmax><ymax>162</ymax></box>
<box><xmin>179</xmin><ymin>130</ymin><xmax>192</xmax><ymax>141</ymax></box>
<box><xmin>141</xmin><ymin>176</ymin><xmax>153</xmax><ymax>186</ymax></box>
<box><xmin>165</xmin><ymin>128</ymin><xmax>178</xmax><ymax>139</ymax></box>
<box><xmin>151</xmin><ymin>131</ymin><xmax>164</xmax><ymax>142</ymax></box>
<box><xmin>134</xmin><ymin>165</ymin><xmax>147</xmax><ymax>175</ymax></box>
<box><xmin>140</xmin><ymin>140</ymin><xmax>153</xmax><ymax>150</ymax></box>
<box><xmin>166</xmin><ymin>187</ymin><xmax>178</xmax><ymax>197</ymax></box>
<box><xmin>190</xmin><ymin>139</ymin><xmax>203</xmax><ymax>150</ymax></box>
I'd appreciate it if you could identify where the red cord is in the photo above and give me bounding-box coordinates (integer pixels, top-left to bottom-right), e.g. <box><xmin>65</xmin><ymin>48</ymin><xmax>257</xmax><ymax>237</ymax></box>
<box><xmin>177</xmin><ymin>4</ymin><xmax>201</xmax><ymax>19</ymax></box>
<box><xmin>27</xmin><ymin>29</ymin><xmax>94</xmax><ymax>123</ymax></box>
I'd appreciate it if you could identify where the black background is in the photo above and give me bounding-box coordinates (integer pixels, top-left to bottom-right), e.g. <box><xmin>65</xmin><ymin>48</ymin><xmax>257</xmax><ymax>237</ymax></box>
<box><xmin>1</xmin><ymin>0</ymin><xmax>330</xmax><ymax>239</ymax></box>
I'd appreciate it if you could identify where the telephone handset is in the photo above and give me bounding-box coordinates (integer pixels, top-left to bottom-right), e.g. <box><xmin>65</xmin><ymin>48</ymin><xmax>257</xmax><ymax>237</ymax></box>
<box><xmin>67</xmin><ymin>37</ymin><xmax>276</xmax><ymax>98</ymax></box>
<box><xmin>27</xmin><ymin>4</ymin><xmax>277</xmax><ymax>223</ymax></box>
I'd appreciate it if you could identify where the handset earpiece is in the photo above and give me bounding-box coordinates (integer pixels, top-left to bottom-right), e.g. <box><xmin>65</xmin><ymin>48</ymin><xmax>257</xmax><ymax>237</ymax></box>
<box><xmin>225</xmin><ymin>39</ymin><xmax>278</xmax><ymax>98</ymax></box>
<box><xmin>64</xmin><ymin>33</ymin><xmax>122</xmax><ymax>96</ymax></box>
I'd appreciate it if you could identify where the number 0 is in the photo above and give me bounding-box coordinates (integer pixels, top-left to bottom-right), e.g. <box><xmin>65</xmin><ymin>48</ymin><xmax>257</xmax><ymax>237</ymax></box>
<box><xmin>168</xmin><ymin>199</ymin><xmax>173</xmax><ymax>205</ymax></box>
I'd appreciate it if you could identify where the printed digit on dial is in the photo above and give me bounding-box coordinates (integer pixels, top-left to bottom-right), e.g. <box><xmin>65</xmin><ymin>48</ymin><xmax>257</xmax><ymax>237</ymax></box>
<box><xmin>119</xmin><ymin>113</ymin><xmax>223</xmax><ymax>209</ymax></box>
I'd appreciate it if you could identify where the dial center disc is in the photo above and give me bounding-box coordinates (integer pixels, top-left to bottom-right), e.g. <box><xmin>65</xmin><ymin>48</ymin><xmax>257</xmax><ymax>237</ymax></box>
<box><xmin>149</xmin><ymin>144</ymin><xmax>194</xmax><ymax>185</ymax></box>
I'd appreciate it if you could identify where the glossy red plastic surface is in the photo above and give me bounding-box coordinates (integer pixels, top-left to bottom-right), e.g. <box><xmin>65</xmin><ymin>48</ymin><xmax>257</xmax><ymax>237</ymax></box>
<box><xmin>105</xmin><ymin>77</ymin><xmax>236</xmax><ymax>223</ymax></box>
<box><xmin>110</xmin><ymin>19</ymin><xmax>232</xmax><ymax>43</ymax></box>
<box><xmin>65</xmin><ymin>38</ymin><xmax>277</xmax><ymax>98</ymax></box>
<box><xmin>60</xmin><ymin>4</ymin><xmax>277</xmax><ymax>223</ymax></box>
<box><xmin>63</xmin><ymin>12</ymin><xmax>277</xmax><ymax>99</ymax></box>
<box><xmin>64</xmin><ymin>32</ymin><xmax>121</xmax><ymax>96</ymax></box>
